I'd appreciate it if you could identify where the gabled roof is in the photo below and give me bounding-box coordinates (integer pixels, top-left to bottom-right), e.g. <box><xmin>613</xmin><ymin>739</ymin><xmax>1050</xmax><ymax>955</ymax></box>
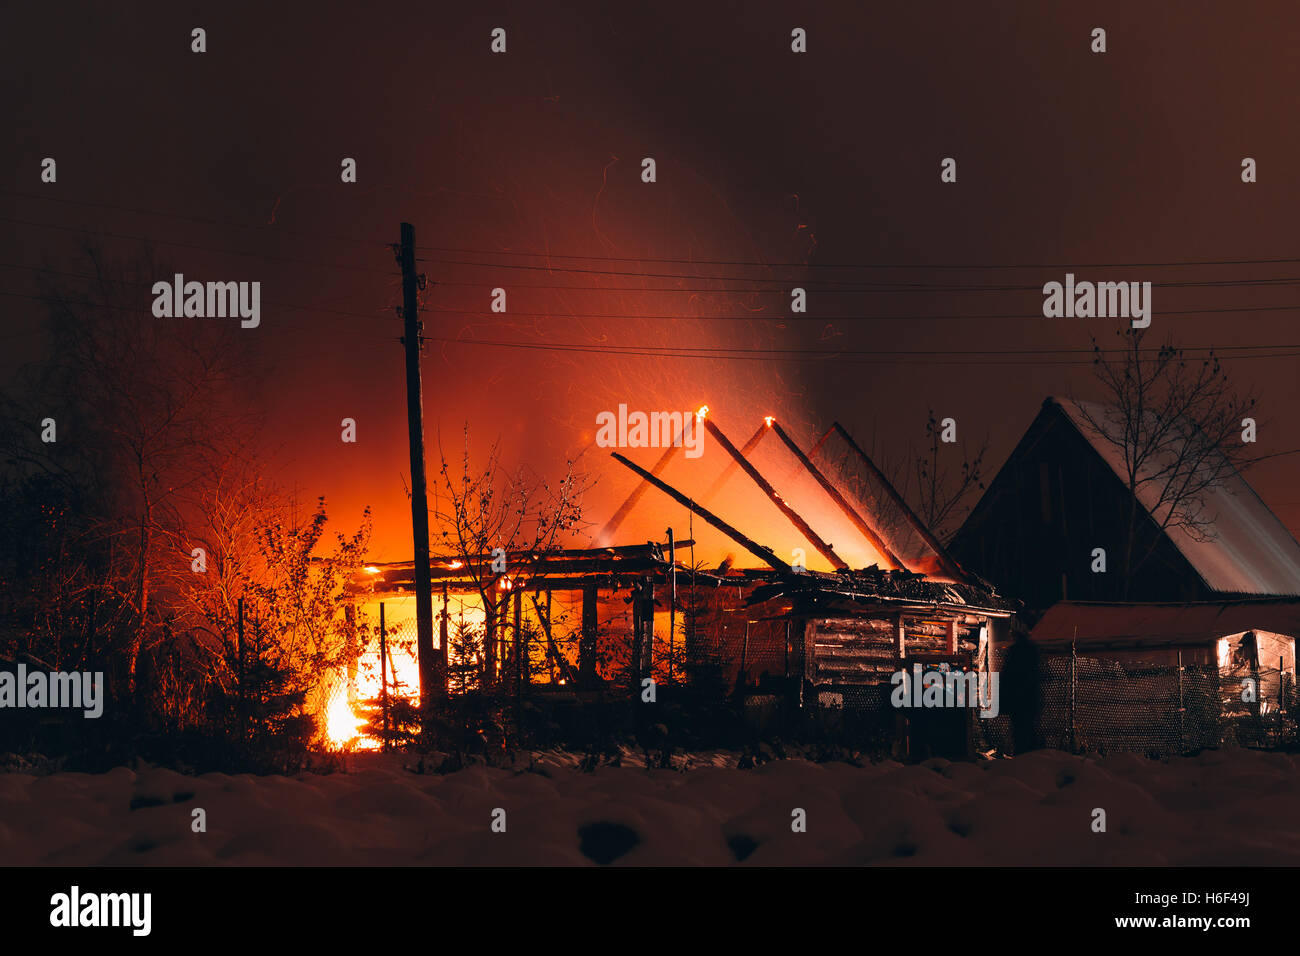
<box><xmin>1050</xmin><ymin>397</ymin><xmax>1300</xmax><ymax>597</ymax></box>
<box><xmin>1032</xmin><ymin>598</ymin><xmax>1300</xmax><ymax>647</ymax></box>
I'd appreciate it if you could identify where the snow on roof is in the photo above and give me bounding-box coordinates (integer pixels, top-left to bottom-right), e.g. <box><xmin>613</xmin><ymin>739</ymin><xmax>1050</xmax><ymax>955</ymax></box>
<box><xmin>1032</xmin><ymin>599</ymin><xmax>1300</xmax><ymax>646</ymax></box>
<box><xmin>1051</xmin><ymin>396</ymin><xmax>1300</xmax><ymax>597</ymax></box>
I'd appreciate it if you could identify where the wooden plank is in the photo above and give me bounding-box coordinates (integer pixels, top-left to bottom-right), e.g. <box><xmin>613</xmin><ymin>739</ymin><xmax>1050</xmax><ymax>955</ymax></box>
<box><xmin>705</xmin><ymin>418</ymin><xmax>848</xmax><ymax>571</ymax></box>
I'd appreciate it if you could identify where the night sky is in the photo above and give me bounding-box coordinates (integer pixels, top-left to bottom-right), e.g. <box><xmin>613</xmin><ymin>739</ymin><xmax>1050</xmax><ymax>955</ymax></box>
<box><xmin>5</xmin><ymin>0</ymin><xmax>1299</xmax><ymax>561</ymax></box>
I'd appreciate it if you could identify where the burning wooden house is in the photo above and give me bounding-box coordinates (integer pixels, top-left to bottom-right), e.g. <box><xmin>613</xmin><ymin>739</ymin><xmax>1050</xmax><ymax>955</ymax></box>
<box><xmin>335</xmin><ymin>413</ymin><xmax>1014</xmax><ymax>753</ymax></box>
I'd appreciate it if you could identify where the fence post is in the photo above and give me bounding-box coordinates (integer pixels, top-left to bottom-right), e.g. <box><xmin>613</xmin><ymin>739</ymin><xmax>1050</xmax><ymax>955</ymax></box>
<box><xmin>1177</xmin><ymin>650</ymin><xmax>1185</xmax><ymax>754</ymax></box>
<box><xmin>1069</xmin><ymin>638</ymin><xmax>1077</xmax><ymax>754</ymax></box>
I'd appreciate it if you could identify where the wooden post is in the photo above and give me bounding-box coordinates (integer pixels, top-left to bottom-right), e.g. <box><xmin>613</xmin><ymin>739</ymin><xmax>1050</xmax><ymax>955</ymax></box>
<box><xmin>484</xmin><ymin>591</ymin><xmax>496</xmax><ymax>688</ymax></box>
<box><xmin>784</xmin><ymin>620</ymin><xmax>790</xmax><ymax>680</ymax></box>
<box><xmin>397</xmin><ymin>222</ymin><xmax>439</xmax><ymax>713</ymax></box>
<box><xmin>667</xmin><ymin>527</ymin><xmax>676</xmax><ymax>681</ymax></box>
<box><xmin>439</xmin><ymin>583</ymin><xmax>449</xmax><ymax>689</ymax></box>
<box><xmin>632</xmin><ymin>575</ymin><xmax>654</xmax><ymax>694</ymax></box>
<box><xmin>739</xmin><ymin>621</ymin><xmax>751</xmax><ymax>691</ymax></box>
<box><xmin>580</xmin><ymin>583</ymin><xmax>597</xmax><ymax>686</ymax></box>
<box><xmin>513</xmin><ymin>588</ymin><xmax>524</xmax><ymax>698</ymax></box>
<box><xmin>531</xmin><ymin>591</ymin><xmax>575</xmax><ymax>686</ymax></box>
<box><xmin>1177</xmin><ymin>649</ymin><xmax>1185</xmax><ymax>753</ymax></box>
<box><xmin>1069</xmin><ymin>637</ymin><xmax>1078</xmax><ymax>754</ymax></box>
<box><xmin>894</xmin><ymin>615</ymin><xmax>906</xmax><ymax>658</ymax></box>
<box><xmin>379</xmin><ymin>602</ymin><xmax>389</xmax><ymax>750</ymax></box>
<box><xmin>946</xmin><ymin>620</ymin><xmax>959</xmax><ymax>655</ymax></box>
<box><xmin>802</xmin><ymin>618</ymin><xmax>818</xmax><ymax>699</ymax></box>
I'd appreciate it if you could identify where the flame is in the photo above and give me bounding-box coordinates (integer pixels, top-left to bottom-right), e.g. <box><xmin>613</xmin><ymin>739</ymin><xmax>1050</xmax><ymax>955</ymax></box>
<box><xmin>364</xmin><ymin>566</ymin><xmax>381</xmax><ymax>574</ymax></box>
<box><xmin>498</xmin><ymin>575</ymin><xmax>513</xmax><ymax>591</ymax></box>
<box><xmin>324</xmin><ymin>680</ymin><xmax>367</xmax><ymax>749</ymax></box>
<box><xmin>764</xmin><ymin>415</ymin><xmax>774</xmax><ymax>427</ymax></box>
<box><xmin>322</xmin><ymin>598</ymin><xmax>488</xmax><ymax>749</ymax></box>
<box><xmin>446</xmin><ymin>559</ymin><xmax>464</xmax><ymax>569</ymax></box>
<box><xmin>696</xmin><ymin>404</ymin><xmax>709</xmax><ymax>421</ymax></box>
<box><xmin>323</xmin><ymin>635</ymin><xmax>424</xmax><ymax>750</ymax></box>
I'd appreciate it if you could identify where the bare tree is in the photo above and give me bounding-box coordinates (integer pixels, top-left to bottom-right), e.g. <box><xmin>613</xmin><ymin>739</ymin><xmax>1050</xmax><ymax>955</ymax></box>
<box><xmin>34</xmin><ymin>243</ymin><xmax>252</xmax><ymax>698</ymax></box>
<box><xmin>1078</xmin><ymin>326</ymin><xmax>1257</xmax><ymax>598</ymax></box>
<box><xmin>851</xmin><ymin>409</ymin><xmax>989</xmax><ymax>548</ymax></box>
<box><xmin>430</xmin><ymin>426</ymin><xmax>589</xmax><ymax>690</ymax></box>
<box><xmin>909</xmin><ymin>410</ymin><xmax>988</xmax><ymax>543</ymax></box>
<box><xmin>173</xmin><ymin>461</ymin><xmax>372</xmax><ymax>745</ymax></box>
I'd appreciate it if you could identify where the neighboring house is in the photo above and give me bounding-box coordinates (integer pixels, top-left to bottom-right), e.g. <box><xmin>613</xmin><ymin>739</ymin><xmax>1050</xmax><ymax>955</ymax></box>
<box><xmin>949</xmin><ymin>396</ymin><xmax>1300</xmax><ymax>616</ymax></box>
<box><xmin>950</xmin><ymin>396</ymin><xmax>1300</xmax><ymax>742</ymax></box>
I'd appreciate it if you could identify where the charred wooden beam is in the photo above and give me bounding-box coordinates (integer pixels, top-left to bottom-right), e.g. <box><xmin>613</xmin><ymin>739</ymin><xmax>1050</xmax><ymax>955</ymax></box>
<box><xmin>701</xmin><ymin>421</ymin><xmax>769</xmax><ymax>504</ymax></box>
<box><xmin>580</xmin><ymin>583</ymin><xmax>598</xmax><ymax>685</ymax></box>
<box><xmin>808</xmin><ymin>424</ymin><xmax>836</xmax><ymax>459</ymax></box>
<box><xmin>595</xmin><ymin>420</ymin><xmax>694</xmax><ymax>545</ymax></box>
<box><xmin>611</xmin><ymin>452</ymin><xmax>792</xmax><ymax>573</ymax></box>
<box><xmin>830</xmin><ymin>422</ymin><xmax>967</xmax><ymax>582</ymax></box>
<box><xmin>769</xmin><ymin>420</ymin><xmax>903</xmax><ymax>570</ymax></box>
<box><xmin>703</xmin><ymin>418</ymin><xmax>848</xmax><ymax>571</ymax></box>
<box><xmin>530</xmin><ymin>592</ymin><xmax>577</xmax><ymax>686</ymax></box>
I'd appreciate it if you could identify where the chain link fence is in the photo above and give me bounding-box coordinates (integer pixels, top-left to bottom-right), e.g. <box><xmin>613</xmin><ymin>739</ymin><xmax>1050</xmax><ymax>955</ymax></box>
<box><xmin>977</xmin><ymin>650</ymin><xmax>1294</xmax><ymax>757</ymax></box>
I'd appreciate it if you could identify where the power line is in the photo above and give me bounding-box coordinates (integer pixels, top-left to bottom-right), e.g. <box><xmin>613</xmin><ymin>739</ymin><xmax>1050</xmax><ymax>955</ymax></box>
<box><xmin>422</xmin><ymin>304</ymin><xmax>1300</xmax><ymax>322</ymax></box>
<box><xmin>10</xmin><ymin>190</ymin><xmax>1297</xmax><ymax>272</ymax></box>
<box><xmin>427</xmin><ymin>278</ymin><xmax>1300</xmax><ymax>293</ymax></box>
<box><xmin>9</xmin><ymin>210</ymin><xmax>1300</xmax><ymax>293</ymax></box>
<box><xmin>10</xmin><ymin>260</ymin><xmax>1295</xmax><ymax>326</ymax></box>
<box><xmin>7</xmin><ymin>286</ymin><xmax>1300</xmax><ymax>365</ymax></box>
<box><xmin>413</xmin><ymin>245</ymin><xmax>1300</xmax><ymax>271</ymax></box>
<box><xmin>415</xmin><ymin>256</ymin><xmax>1300</xmax><ymax>290</ymax></box>
<box><xmin>420</xmin><ymin>334</ymin><xmax>1300</xmax><ymax>367</ymax></box>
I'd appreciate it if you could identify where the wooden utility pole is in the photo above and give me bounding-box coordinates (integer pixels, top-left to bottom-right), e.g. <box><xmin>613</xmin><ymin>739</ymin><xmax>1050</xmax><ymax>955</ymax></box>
<box><xmin>379</xmin><ymin>602</ymin><xmax>390</xmax><ymax>750</ymax></box>
<box><xmin>397</xmin><ymin>222</ymin><xmax>440</xmax><ymax>720</ymax></box>
<box><xmin>666</xmin><ymin>527</ymin><xmax>676</xmax><ymax>680</ymax></box>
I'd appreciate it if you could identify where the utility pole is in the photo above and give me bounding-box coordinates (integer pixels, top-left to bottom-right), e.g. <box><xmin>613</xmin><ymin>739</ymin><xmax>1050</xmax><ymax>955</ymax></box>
<box><xmin>397</xmin><ymin>222</ymin><xmax>440</xmax><ymax>723</ymax></box>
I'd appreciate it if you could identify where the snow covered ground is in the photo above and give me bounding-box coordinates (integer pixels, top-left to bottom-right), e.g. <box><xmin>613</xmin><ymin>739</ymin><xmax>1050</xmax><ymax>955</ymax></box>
<box><xmin>2</xmin><ymin>747</ymin><xmax>1299</xmax><ymax>865</ymax></box>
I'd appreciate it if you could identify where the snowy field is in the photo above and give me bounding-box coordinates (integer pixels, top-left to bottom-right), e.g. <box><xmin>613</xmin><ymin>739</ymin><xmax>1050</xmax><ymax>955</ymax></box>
<box><xmin>2</xmin><ymin>747</ymin><xmax>1299</xmax><ymax>866</ymax></box>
